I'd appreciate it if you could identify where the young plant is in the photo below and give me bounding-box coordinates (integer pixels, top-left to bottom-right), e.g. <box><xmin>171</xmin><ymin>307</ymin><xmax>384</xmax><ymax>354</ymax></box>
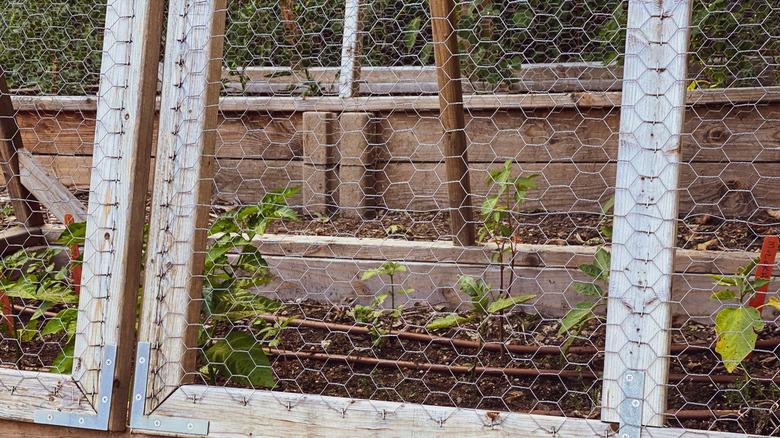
<box><xmin>708</xmin><ymin>258</ymin><xmax>780</xmax><ymax>373</ymax></box>
<box><xmin>558</xmin><ymin>248</ymin><xmax>610</xmax><ymax>352</ymax></box>
<box><xmin>479</xmin><ymin>160</ymin><xmax>539</xmax><ymax>340</ymax></box>
<box><xmin>426</xmin><ymin>275</ymin><xmax>535</xmax><ymax>338</ymax></box>
<box><xmin>200</xmin><ymin>187</ymin><xmax>300</xmax><ymax>388</ymax></box>
<box><xmin>353</xmin><ymin>261</ymin><xmax>414</xmax><ymax>345</ymax></box>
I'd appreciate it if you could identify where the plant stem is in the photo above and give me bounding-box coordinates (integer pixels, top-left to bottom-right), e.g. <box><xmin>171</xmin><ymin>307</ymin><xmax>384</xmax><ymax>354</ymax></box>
<box><xmin>390</xmin><ymin>273</ymin><xmax>395</xmax><ymax>310</ymax></box>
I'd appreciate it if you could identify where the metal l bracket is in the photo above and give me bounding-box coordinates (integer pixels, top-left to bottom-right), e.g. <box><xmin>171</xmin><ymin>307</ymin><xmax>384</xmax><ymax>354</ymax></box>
<box><xmin>34</xmin><ymin>344</ymin><xmax>117</xmax><ymax>430</ymax></box>
<box><xmin>130</xmin><ymin>341</ymin><xmax>210</xmax><ymax>435</ymax></box>
<box><xmin>618</xmin><ymin>370</ymin><xmax>644</xmax><ymax>438</ymax></box>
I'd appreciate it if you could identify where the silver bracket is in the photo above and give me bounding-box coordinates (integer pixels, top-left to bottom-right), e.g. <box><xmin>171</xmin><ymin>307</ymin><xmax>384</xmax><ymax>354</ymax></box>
<box><xmin>130</xmin><ymin>341</ymin><xmax>210</xmax><ymax>435</ymax></box>
<box><xmin>34</xmin><ymin>344</ymin><xmax>117</xmax><ymax>430</ymax></box>
<box><xmin>618</xmin><ymin>370</ymin><xmax>644</xmax><ymax>438</ymax></box>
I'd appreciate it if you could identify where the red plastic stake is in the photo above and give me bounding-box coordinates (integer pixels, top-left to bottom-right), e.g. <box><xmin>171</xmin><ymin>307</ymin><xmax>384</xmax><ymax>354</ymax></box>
<box><xmin>747</xmin><ymin>236</ymin><xmax>779</xmax><ymax>309</ymax></box>
<box><xmin>0</xmin><ymin>292</ymin><xmax>14</xmax><ymax>336</ymax></box>
<box><xmin>64</xmin><ymin>214</ymin><xmax>82</xmax><ymax>296</ymax></box>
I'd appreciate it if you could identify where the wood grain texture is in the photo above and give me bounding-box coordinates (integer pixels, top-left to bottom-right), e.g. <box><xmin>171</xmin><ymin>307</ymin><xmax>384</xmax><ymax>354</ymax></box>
<box><xmin>429</xmin><ymin>0</ymin><xmax>475</xmax><ymax>246</ymax></box>
<box><xmin>0</xmin><ymin>369</ymin><xmax>93</xmax><ymax>424</ymax></box>
<box><xmin>337</xmin><ymin>112</ymin><xmax>377</xmax><ymax>218</ymax></box>
<box><xmin>302</xmin><ymin>112</ymin><xmax>338</xmax><ymax>215</ymax></box>
<box><xmin>601</xmin><ymin>0</ymin><xmax>694</xmax><ymax>427</ymax></box>
<box><xmin>18</xmin><ymin>149</ymin><xmax>86</xmax><ymax>223</ymax></box>
<box><xmin>0</xmin><ymin>68</ymin><xmax>45</xmax><ymax>227</ymax></box>
<box><xmin>149</xmin><ymin>386</ymin><xmax>758</xmax><ymax>438</ymax></box>
<box><xmin>138</xmin><ymin>0</ymin><xmax>227</xmax><ymax>413</ymax></box>
<box><xmin>0</xmin><ymin>418</ymin><xmax>163</xmax><ymax>438</ymax></box>
<box><xmin>0</xmin><ymin>225</ymin><xmax>46</xmax><ymax>257</ymax></box>
<box><xmin>338</xmin><ymin>0</ymin><xmax>362</xmax><ymax>98</ymax></box>
<box><xmin>71</xmin><ymin>0</ymin><xmax>165</xmax><ymax>429</ymax></box>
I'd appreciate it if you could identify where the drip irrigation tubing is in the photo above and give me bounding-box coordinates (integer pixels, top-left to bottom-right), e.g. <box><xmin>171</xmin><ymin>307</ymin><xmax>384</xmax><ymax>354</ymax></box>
<box><xmin>259</xmin><ymin>313</ymin><xmax>780</xmax><ymax>356</ymax></box>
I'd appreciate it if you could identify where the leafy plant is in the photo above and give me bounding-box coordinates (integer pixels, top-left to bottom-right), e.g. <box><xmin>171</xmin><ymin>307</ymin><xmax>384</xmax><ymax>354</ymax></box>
<box><xmin>200</xmin><ymin>187</ymin><xmax>299</xmax><ymax>387</ymax></box>
<box><xmin>558</xmin><ymin>248</ymin><xmax>610</xmax><ymax>353</ymax></box>
<box><xmin>708</xmin><ymin>258</ymin><xmax>780</xmax><ymax>373</ymax></box>
<box><xmin>352</xmin><ymin>261</ymin><xmax>414</xmax><ymax>345</ymax></box>
<box><xmin>426</xmin><ymin>275</ymin><xmax>535</xmax><ymax>337</ymax></box>
<box><xmin>478</xmin><ymin>160</ymin><xmax>539</xmax><ymax>340</ymax></box>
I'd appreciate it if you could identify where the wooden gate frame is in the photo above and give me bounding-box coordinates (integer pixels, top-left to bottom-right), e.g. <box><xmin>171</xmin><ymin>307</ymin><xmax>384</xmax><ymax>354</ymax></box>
<box><xmin>0</xmin><ymin>0</ymin><xmax>162</xmax><ymax>431</ymax></box>
<box><xmin>128</xmin><ymin>0</ymin><xmax>766</xmax><ymax>437</ymax></box>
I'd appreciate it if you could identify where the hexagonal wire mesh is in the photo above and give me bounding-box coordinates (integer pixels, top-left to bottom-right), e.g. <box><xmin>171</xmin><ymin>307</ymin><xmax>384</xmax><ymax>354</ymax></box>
<box><xmin>0</xmin><ymin>0</ymin><xmax>161</xmax><ymax>427</ymax></box>
<box><xmin>1</xmin><ymin>0</ymin><xmax>779</xmax><ymax>435</ymax></box>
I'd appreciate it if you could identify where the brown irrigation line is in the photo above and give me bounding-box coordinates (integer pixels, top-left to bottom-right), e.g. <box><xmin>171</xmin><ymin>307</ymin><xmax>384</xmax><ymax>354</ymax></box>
<box><xmin>267</xmin><ymin>347</ymin><xmax>777</xmax><ymax>385</ymax></box>
<box><xmin>259</xmin><ymin>314</ymin><xmax>780</xmax><ymax>356</ymax></box>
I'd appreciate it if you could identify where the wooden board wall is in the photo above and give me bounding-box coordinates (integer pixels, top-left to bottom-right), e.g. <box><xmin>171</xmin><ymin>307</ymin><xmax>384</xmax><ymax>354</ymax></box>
<box><xmin>9</xmin><ymin>98</ymin><xmax>780</xmax><ymax>218</ymax></box>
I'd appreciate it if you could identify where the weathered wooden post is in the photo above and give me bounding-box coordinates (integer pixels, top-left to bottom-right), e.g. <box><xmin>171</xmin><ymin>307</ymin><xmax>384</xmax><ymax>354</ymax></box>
<box><xmin>602</xmin><ymin>0</ymin><xmax>694</xmax><ymax>435</ymax></box>
<box><xmin>429</xmin><ymin>0</ymin><xmax>475</xmax><ymax>246</ymax></box>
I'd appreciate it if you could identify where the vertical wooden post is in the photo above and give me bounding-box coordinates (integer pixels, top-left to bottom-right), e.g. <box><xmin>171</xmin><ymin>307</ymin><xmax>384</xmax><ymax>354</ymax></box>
<box><xmin>70</xmin><ymin>0</ymin><xmax>165</xmax><ymax>430</ymax></box>
<box><xmin>338</xmin><ymin>112</ymin><xmax>376</xmax><ymax>218</ymax></box>
<box><xmin>139</xmin><ymin>0</ymin><xmax>227</xmax><ymax>411</ymax></box>
<box><xmin>339</xmin><ymin>0</ymin><xmax>362</xmax><ymax>98</ymax></box>
<box><xmin>601</xmin><ymin>0</ymin><xmax>694</xmax><ymax>432</ymax></box>
<box><xmin>429</xmin><ymin>0</ymin><xmax>474</xmax><ymax>246</ymax></box>
<box><xmin>302</xmin><ymin>112</ymin><xmax>338</xmax><ymax>216</ymax></box>
<box><xmin>0</xmin><ymin>68</ymin><xmax>44</xmax><ymax>227</ymax></box>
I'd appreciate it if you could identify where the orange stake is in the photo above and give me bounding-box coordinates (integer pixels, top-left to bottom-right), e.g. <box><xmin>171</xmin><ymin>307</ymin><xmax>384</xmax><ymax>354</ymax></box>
<box><xmin>748</xmin><ymin>236</ymin><xmax>779</xmax><ymax>309</ymax></box>
<box><xmin>0</xmin><ymin>293</ymin><xmax>13</xmax><ymax>336</ymax></box>
<box><xmin>64</xmin><ymin>214</ymin><xmax>82</xmax><ymax>295</ymax></box>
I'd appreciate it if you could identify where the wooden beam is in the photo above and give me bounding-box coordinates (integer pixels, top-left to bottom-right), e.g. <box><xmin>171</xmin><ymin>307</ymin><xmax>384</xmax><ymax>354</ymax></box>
<box><xmin>0</xmin><ymin>418</ymin><xmax>164</xmax><ymax>438</ymax></box>
<box><xmin>18</xmin><ymin>150</ymin><xmax>86</xmax><ymax>223</ymax></box>
<box><xmin>149</xmin><ymin>385</ymin><xmax>757</xmax><ymax>438</ymax></box>
<box><xmin>337</xmin><ymin>112</ymin><xmax>376</xmax><ymax>218</ymax></box>
<box><xmin>0</xmin><ymin>368</ymin><xmax>92</xmax><ymax>424</ymax></box>
<box><xmin>70</xmin><ymin>0</ymin><xmax>165</xmax><ymax>430</ymax></box>
<box><xmin>302</xmin><ymin>112</ymin><xmax>338</xmax><ymax>215</ymax></box>
<box><xmin>602</xmin><ymin>0</ymin><xmax>695</xmax><ymax>429</ymax></box>
<box><xmin>0</xmin><ymin>225</ymin><xmax>45</xmax><ymax>257</ymax></box>
<box><xmin>11</xmin><ymin>85</ymin><xmax>780</xmax><ymax>113</ymax></box>
<box><xmin>338</xmin><ymin>0</ymin><xmax>362</xmax><ymax>98</ymax></box>
<box><xmin>429</xmin><ymin>0</ymin><xmax>475</xmax><ymax>246</ymax></box>
<box><xmin>138</xmin><ymin>0</ymin><xmax>227</xmax><ymax>412</ymax></box>
<box><xmin>0</xmin><ymin>68</ymin><xmax>44</xmax><ymax>227</ymax></box>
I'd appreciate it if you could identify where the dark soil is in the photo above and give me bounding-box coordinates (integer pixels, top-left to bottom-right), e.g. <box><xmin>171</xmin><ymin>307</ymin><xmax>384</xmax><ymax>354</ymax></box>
<box><xmin>196</xmin><ymin>300</ymin><xmax>780</xmax><ymax>435</ymax></box>
<box><xmin>264</xmin><ymin>209</ymin><xmax>780</xmax><ymax>252</ymax></box>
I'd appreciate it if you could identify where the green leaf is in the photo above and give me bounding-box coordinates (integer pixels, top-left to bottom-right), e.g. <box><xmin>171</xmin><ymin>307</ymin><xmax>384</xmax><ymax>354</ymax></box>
<box><xmin>50</xmin><ymin>343</ymin><xmax>74</xmax><ymax>374</ymax></box>
<box><xmin>486</xmin><ymin>294</ymin><xmax>536</xmax><ymax>314</ymax></box>
<box><xmin>573</xmin><ymin>282</ymin><xmax>603</xmax><ymax>297</ymax></box>
<box><xmin>593</xmin><ymin>248</ymin><xmax>611</xmax><ymax>280</ymax></box>
<box><xmin>601</xmin><ymin>196</ymin><xmax>615</xmax><ymax>215</ymax></box>
<box><xmin>765</xmin><ymin>296</ymin><xmax>780</xmax><ymax>310</ymax></box>
<box><xmin>204</xmin><ymin>332</ymin><xmax>275</xmax><ymax>388</ymax></box>
<box><xmin>56</xmin><ymin>221</ymin><xmax>86</xmax><ymax>246</ymax></box>
<box><xmin>748</xmin><ymin>278</ymin><xmax>771</xmax><ymax>292</ymax></box>
<box><xmin>715</xmin><ymin>306</ymin><xmax>764</xmax><ymax>373</ymax></box>
<box><xmin>457</xmin><ymin>275</ymin><xmax>491</xmax><ymax>315</ymax></box>
<box><xmin>558</xmin><ymin>302</ymin><xmax>598</xmax><ymax>335</ymax></box>
<box><xmin>403</xmin><ymin>17</ymin><xmax>421</xmax><ymax>50</ymax></box>
<box><xmin>710</xmin><ymin>289</ymin><xmax>737</xmax><ymax>301</ymax></box>
<box><xmin>40</xmin><ymin>308</ymin><xmax>78</xmax><ymax>340</ymax></box>
<box><xmin>426</xmin><ymin>314</ymin><xmax>471</xmax><ymax>330</ymax></box>
<box><xmin>706</xmin><ymin>274</ymin><xmax>738</xmax><ymax>286</ymax></box>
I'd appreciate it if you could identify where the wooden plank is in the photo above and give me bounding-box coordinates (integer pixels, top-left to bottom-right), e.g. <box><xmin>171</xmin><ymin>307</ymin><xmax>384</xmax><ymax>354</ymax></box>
<box><xmin>338</xmin><ymin>0</ymin><xmax>362</xmax><ymax>98</ymax></box>
<box><xmin>18</xmin><ymin>150</ymin><xmax>86</xmax><ymax>223</ymax></box>
<box><xmin>10</xmin><ymin>157</ymin><xmax>780</xmax><ymax>218</ymax></box>
<box><xmin>223</xmin><ymin>62</ymin><xmax>623</xmax><ymax>96</ymax></box>
<box><xmin>337</xmin><ymin>112</ymin><xmax>377</xmax><ymax>218</ymax></box>
<box><xmin>0</xmin><ymin>68</ymin><xmax>45</xmax><ymax>227</ymax></box>
<box><xmin>138</xmin><ymin>0</ymin><xmax>227</xmax><ymax>413</ymax></box>
<box><xmin>150</xmin><ymin>386</ymin><xmax>758</xmax><ymax>438</ymax></box>
<box><xmin>0</xmin><ymin>418</ymin><xmax>163</xmax><ymax>438</ymax></box>
<box><xmin>16</xmin><ymin>102</ymin><xmax>780</xmax><ymax>165</ymax></box>
<box><xmin>429</xmin><ymin>0</ymin><xmax>475</xmax><ymax>246</ymax></box>
<box><xmin>602</xmin><ymin>0</ymin><xmax>694</xmax><ymax>428</ymax></box>
<box><xmin>11</xmin><ymin>86</ymin><xmax>780</xmax><ymax>113</ymax></box>
<box><xmin>302</xmin><ymin>112</ymin><xmax>338</xmax><ymax>215</ymax></box>
<box><xmin>0</xmin><ymin>225</ymin><xmax>45</xmax><ymax>257</ymax></box>
<box><xmin>0</xmin><ymin>369</ymin><xmax>93</xmax><ymax>424</ymax></box>
<box><xmin>71</xmin><ymin>0</ymin><xmax>165</xmax><ymax>430</ymax></box>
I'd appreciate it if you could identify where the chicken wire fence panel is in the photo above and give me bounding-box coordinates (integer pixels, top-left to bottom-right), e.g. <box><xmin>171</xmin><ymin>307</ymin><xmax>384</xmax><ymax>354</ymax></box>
<box><xmin>0</xmin><ymin>0</ymin><xmax>160</xmax><ymax>430</ymax></box>
<box><xmin>0</xmin><ymin>0</ymin><xmax>778</xmax><ymax>436</ymax></box>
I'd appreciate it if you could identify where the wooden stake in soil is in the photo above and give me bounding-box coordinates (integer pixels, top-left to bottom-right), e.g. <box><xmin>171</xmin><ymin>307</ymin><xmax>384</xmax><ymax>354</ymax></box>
<box><xmin>429</xmin><ymin>0</ymin><xmax>475</xmax><ymax>246</ymax></box>
<box><xmin>0</xmin><ymin>67</ymin><xmax>44</xmax><ymax>227</ymax></box>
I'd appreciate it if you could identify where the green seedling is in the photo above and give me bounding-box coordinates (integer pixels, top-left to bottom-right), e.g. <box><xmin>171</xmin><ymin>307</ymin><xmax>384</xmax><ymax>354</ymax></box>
<box><xmin>354</xmin><ymin>261</ymin><xmax>414</xmax><ymax>345</ymax></box>
<box><xmin>558</xmin><ymin>247</ymin><xmax>610</xmax><ymax>353</ymax></box>
<box><xmin>426</xmin><ymin>275</ymin><xmax>535</xmax><ymax>339</ymax></box>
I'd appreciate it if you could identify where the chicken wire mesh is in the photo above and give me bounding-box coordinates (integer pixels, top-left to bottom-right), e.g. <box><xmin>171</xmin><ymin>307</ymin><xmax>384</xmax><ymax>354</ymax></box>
<box><xmin>0</xmin><ymin>0</ymin><xmax>779</xmax><ymax>435</ymax></box>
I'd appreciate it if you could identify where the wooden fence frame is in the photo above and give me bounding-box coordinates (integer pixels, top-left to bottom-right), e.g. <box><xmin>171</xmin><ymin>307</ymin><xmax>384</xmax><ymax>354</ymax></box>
<box><xmin>0</xmin><ymin>0</ymin><xmax>162</xmax><ymax>432</ymax></box>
